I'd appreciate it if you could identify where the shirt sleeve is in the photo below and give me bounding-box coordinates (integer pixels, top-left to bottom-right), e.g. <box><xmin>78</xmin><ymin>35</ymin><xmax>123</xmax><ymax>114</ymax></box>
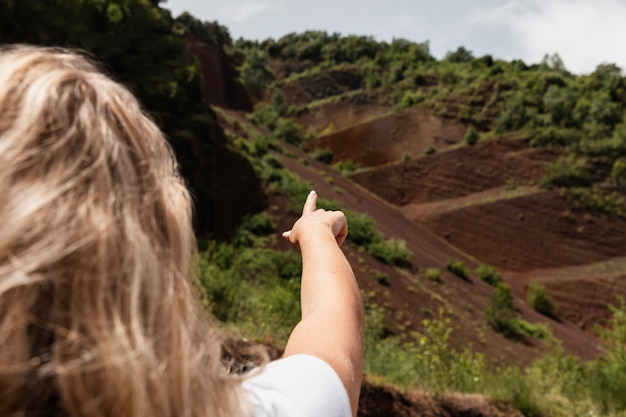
<box><xmin>241</xmin><ymin>354</ymin><xmax>352</xmax><ymax>417</ymax></box>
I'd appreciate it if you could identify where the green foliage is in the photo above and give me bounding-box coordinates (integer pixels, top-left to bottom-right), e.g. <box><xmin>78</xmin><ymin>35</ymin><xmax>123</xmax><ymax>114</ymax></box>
<box><xmin>464</xmin><ymin>125</ymin><xmax>479</xmax><ymax>145</ymax></box>
<box><xmin>365</xmin><ymin>308</ymin><xmax>486</xmax><ymax>394</ymax></box>
<box><xmin>529</xmin><ymin>127</ymin><xmax>582</xmax><ymax>147</ymax></box>
<box><xmin>563</xmin><ymin>187</ymin><xmax>626</xmax><ymax>219</ymax></box>
<box><xmin>274</xmin><ymin>117</ymin><xmax>306</xmax><ymax>146</ymax></box>
<box><xmin>424</xmin><ymin>145</ymin><xmax>437</xmax><ymax>155</ymax></box>
<box><xmin>486</xmin><ymin>283</ymin><xmax>518</xmax><ymax>336</ymax></box>
<box><xmin>445</xmin><ymin>46</ymin><xmax>474</xmax><ymax>63</ymax></box>
<box><xmin>610</xmin><ymin>158</ymin><xmax>626</xmax><ymax>186</ymax></box>
<box><xmin>474</xmin><ymin>264</ymin><xmax>502</xmax><ymax>286</ymax></box>
<box><xmin>344</xmin><ymin>212</ymin><xmax>379</xmax><ymax>246</ymax></box>
<box><xmin>396</xmin><ymin>90</ymin><xmax>425</xmax><ymax>109</ymax></box>
<box><xmin>495</xmin><ymin>94</ymin><xmax>527</xmax><ymax>133</ymax></box>
<box><xmin>333</xmin><ymin>159</ymin><xmax>357</xmax><ymax>175</ymax></box>
<box><xmin>240</xmin><ymin>48</ymin><xmax>273</xmax><ymax>91</ymax></box>
<box><xmin>270</xmin><ymin>90</ymin><xmax>289</xmax><ymax>116</ymax></box>
<box><xmin>542</xmin><ymin>84</ymin><xmax>578</xmax><ymax>127</ymax></box>
<box><xmin>541</xmin><ymin>155</ymin><xmax>592</xmax><ymax>188</ymax></box>
<box><xmin>344</xmin><ymin>211</ymin><xmax>412</xmax><ymax>268</ymax></box>
<box><xmin>368</xmin><ymin>238</ymin><xmax>412</xmax><ymax>268</ymax></box>
<box><xmin>310</xmin><ymin>147</ymin><xmax>333</xmax><ymax>164</ymax></box>
<box><xmin>424</xmin><ymin>267</ymin><xmax>443</xmax><ymax>283</ymax></box>
<box><xmin>198</xmin><ymin>220</ymin><xmax>302</xmax><ymax>343</ymax></box>
<box><xmin>590</xmin><ymin>298</ymin><xmax>626</xmax><ymax>413</ymax></box>
<box><xmin>174</xmin><ymin>12</ymin><xmax>231</xmax><ymax>45</ymax></box>
<box><xmin>527</xmin><ymin>281</ymin><xmax>555</xmax><ymax>316</ymax></box>
<box><xmin>373</xmin><ymin>272</ymin><xmax>390</xmax><ymax>286</ymax></box>
<box><xmin>445</xmin><ymin>259</ymin><xmax>470</xmax><ymax>280</ymax></box>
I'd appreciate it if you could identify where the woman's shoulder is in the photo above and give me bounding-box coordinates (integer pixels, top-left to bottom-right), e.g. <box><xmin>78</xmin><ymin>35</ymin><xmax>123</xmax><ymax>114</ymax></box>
<box><xmin>242</xmin><ymin>354</ymin><xmax>352</xmax><ymax>417</ymax></box>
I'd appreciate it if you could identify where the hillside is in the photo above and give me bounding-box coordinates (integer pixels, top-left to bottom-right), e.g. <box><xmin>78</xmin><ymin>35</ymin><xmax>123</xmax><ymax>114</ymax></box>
<box><xmin>200</xmin><ymin>30</ymin><xmax>626</xmax><ymax>416</ymax></box>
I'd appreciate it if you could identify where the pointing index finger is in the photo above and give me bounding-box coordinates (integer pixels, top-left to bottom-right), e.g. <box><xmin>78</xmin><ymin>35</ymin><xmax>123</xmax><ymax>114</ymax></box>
<box><xmin>303</xmin><ymin>190</ymin><xmax>317</xmax><ymax>214</ymax></box>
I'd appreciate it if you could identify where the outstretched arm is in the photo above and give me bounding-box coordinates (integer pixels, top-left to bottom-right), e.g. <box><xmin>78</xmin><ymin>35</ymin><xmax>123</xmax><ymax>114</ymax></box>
<box><xmin>282</xmin><ymin>191</ymin><xmax>364</xmax><ymax>416</ymax></box>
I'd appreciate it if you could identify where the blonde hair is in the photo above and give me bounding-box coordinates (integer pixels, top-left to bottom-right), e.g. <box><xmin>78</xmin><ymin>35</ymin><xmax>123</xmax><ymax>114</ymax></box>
<box><xmin>0</xmin><ymin>45</ymin><xmax>246</xmax><ymax>417</ymax></box>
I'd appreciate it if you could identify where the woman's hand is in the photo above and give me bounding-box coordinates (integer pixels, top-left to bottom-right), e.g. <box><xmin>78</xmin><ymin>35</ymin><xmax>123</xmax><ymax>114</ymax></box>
<box><xmin>282</xmin><ymin>190</ymin><xmax>348</xmax><ymax>246</ymax></box>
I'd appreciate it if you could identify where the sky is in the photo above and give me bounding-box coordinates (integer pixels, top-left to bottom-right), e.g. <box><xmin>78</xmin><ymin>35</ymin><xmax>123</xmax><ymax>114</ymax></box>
<box><xmin>163</xmin><ymin>0</ymin><xmax>626</xmax><ymax>75</ymax></box>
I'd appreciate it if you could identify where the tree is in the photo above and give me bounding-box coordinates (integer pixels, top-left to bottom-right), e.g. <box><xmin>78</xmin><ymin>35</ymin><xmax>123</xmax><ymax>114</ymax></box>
<box><xmin>445</xmin><ymin>46</ymin><xmax>474</xmax><ymax>63</ymax></box>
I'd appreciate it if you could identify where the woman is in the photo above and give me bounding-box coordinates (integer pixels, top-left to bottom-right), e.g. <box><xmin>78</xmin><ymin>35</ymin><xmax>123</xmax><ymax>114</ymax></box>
<box><xmin>0</xmin><ymin>45</ymin><xmax>363</xmax><ymax>417</ymax></box>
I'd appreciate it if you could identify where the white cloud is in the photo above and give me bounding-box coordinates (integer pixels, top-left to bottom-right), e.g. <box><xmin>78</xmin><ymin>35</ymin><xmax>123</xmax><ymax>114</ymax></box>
<box><xmin>219</xmin><ymin>2</ymin><xmax>281</xmax><ymax>24</ymax></box>
<box><xmin>477</xmin><ymin>0</ymin><xmax>626</xmax><ymax>74</ymax></box>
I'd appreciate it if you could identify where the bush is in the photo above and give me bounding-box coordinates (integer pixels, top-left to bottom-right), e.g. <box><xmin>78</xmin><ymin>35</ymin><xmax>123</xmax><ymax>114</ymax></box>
<box><xmin>310</xmin><ymin>147</ymin><xmax>333</xmax><ymax>164</ymax></box>
<box><xmin>333</xmin><ymin>159</ymin><xmax>357</xmax><ymax>175</ymax></box>
<box><xmin>369</xmin><ymin>238</ymin><xmax>412</xmax><ymax>268</ymax></box>
<box><xmin>474</xmin><ymin>264</ymin><xmax>502</xmax><ymax>286</ymax></box>
<box><xmin>424</xmin><ymin>145</ymin><xmax>437</xmax><ymax>155</ymax></box>
<box><xmin>486</xmin><ymin>283</ymin><xmax>518</xmax><ymax>336</ymax></box>
<box><xmin>345</xmin><ymin>211</ymin><xmax>380</xmax><ymax>247</ymax></box>
<box><xmin>464</xmin><ymin>125</ymin><xmax>479</xmax><ymax>146</ymax></box>
<box><xmin>529</xmin><ymin>127</ymin><xmax>581</xmax><ymax>148</ymax></box>
<box><xmin>527</xmin><ymin>281</ymin><xmax>555</xmax><ymax>316</ymax></box>
<box><xmin>373</xmin><ymin>272</ymin><xmax>390</xmax><ymax>286</ymax></box>
<box><xmin>274</xmin><ymin>118</ymin><xmax>306</xmax><ymax>146</ymax></box>
<box><xmin>424</xmin><ymin>267</ymin><xmax>443</xmax><ymax>283</ymax></box>
<box><xmin>541</xmin><ymin>155</ymin><xmax>592</xmax><ymax>189</ymax></box>
<box><xmin>446</xmin><ymin>259</ymin><xmax>470</xmax><ymax>280</ymax></box>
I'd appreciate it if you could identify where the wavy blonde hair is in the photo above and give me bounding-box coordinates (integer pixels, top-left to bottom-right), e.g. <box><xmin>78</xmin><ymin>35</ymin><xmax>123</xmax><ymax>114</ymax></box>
<box><xmin>0</xmin><ymin>45</ymin><xmax>246</xmax><ymax>417</ymax></box>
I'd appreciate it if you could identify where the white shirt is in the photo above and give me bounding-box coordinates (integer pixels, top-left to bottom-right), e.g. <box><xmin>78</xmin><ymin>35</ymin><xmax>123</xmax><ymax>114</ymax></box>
<box><xmin>242</xmin><ymin>354</ymin><xmax>352</xmax><ymax>417</ymax></box>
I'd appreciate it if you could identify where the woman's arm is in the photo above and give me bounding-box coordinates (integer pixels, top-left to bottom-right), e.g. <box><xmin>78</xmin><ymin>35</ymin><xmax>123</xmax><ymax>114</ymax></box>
<box><xmin>281</xmin><ymin>191</ymin><xmax>364</xmax><ymax>416</ymax></box>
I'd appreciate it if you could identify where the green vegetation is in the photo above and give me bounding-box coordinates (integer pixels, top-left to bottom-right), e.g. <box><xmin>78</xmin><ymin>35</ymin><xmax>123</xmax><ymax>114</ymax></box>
<box><xmin>485</xmin><ymin>283</ymin><xmax>553</xmax><ymax>342</ymax></box>
<box><xmin>485</xmin><ymin>283</ymin><xmax>518</xmax><ymax>337</ymax></box>
<box><xmin>14</xmin><ymin>6</ymin><xmax>625</xmax><ymax>413</ymax></box>
<box><xmin>373</xmin><ymin>272</ymin><xmax>390</xmax><ymax>286</ymax></box>
<box><xmin>445</xmin><ymin>259</ymin><xmax>470</xmax><ymax>280</ymax></box>
<box><xmin>563</xmin><ymin>186</ymin><xmax>626</xmax><ymax>219</ymax></box>
<box><xmin>424</xmin><ymin>267</ymin><xmax>443</xmax><ymax>283</ymax></box>
<box><xmin>527</xmin><ymin>281</ymin><xmax>556</xmax><ymax>316</ymax></box>
<box><xmin>474</xmin><ymin>264</ymin><xmax>503</xmax><ymax>286</ymax></box>
<box><xmin>464</xmin><ymin>125</ymin><xmax>480</xmax><ymax>145</ymax></box>
<box><xmin>214</xmin><ymin>26</ymin><xmax>626</xmax><ymax>417</ymax></box>
<box><xmin>344</xmin><ymin>212</ymin><xmax>412</xmax><ymax>268</ymax></box>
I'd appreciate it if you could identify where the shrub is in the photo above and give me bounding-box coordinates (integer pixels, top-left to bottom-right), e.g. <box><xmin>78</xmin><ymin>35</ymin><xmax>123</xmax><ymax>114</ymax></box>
<box><xmin>397</xmin><ymin>90</ymin><xmax>425</xmax><ymax>109</ymax></box>
<box><xmin>486</xmin><ymin>283</ymin><xmax>518</xmax><ymax>336</ymax></box>
<box><xmin>310</xmin><ymin>147</ymin><xmax>333</xmax><ymax>164</ymax></box>
<box><xmin>373</xmin><ymin>272</ymin><xmax>390</xmax><ymax>286</ymax></box>
<box><xmin>344</xmin><ymin>211</ymin><xmax>380</xmax><ymax>247</ymax></box>
<box><xmin>527</xmin><ymin>281</ymin><xmax>555</xmax><ymax>316</ymax></box>
<box><xmin>464</xmin><ymin>125</ymin><xmax>479</xmax><ymax>145</ymax></box>
<box><xmin>541</xmin><ymin>155</ymin><xmax>591</xmax><ymax>189</ymax></box>
<box><xmin>424</xmin><ymin>145</ymin><xmax>437</xmax><ymax>155</ymax></box>
<box><xmin>474</xmin><ymin>264</ymin><xmax>502</xmax><ymax>286</ymax></box>
<box><xmin>424</xmin><ymin>267</ymin><xmax>443</xmax><ymax>283</ymax></box>
<box><xmin>344</xmin><ymin>211</ymin><xmax>411</xmax><ymax>268</ymax></box>
<box><xmin>274</xmin><ymin>118</ymin><xmax>306</xmax><ymax>146</ymax></box>
<box><xmin>446</xmin><ymin>259</ymin><xmax>470</xmax><ymax>280</ymax></box>
<box><xmin>563</xmin><ymin>187</ymin><xmax>626</xmax><ymax>219</ymax></box>
<box><xmin>333</xmin><ymin>159</ymin><xmax>357</xmax><ymax>175</ymax></box>
<box><xmin>529</xmin><ymin>127</ymin><xmax>581</xmax><ymax>148</ymax></box>
<box><xmin>369</xmin><ymin>238</ymin><xmax>412</xmax><ymax>268</ymax></box>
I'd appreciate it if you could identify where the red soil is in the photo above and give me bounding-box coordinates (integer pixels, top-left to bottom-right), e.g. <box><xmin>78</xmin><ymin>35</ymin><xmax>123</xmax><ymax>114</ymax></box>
<box><xmin>307</xmin><ymin>106</ymin><xmax>469</xmax><ymax>168</ymax></box>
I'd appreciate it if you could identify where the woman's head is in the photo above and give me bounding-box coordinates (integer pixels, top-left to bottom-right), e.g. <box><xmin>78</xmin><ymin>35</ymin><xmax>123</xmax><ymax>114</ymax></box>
<box><xmin>0</xmin><ymin>45</ymin><xmax>243</xmax><ymax>417</ymax></box>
